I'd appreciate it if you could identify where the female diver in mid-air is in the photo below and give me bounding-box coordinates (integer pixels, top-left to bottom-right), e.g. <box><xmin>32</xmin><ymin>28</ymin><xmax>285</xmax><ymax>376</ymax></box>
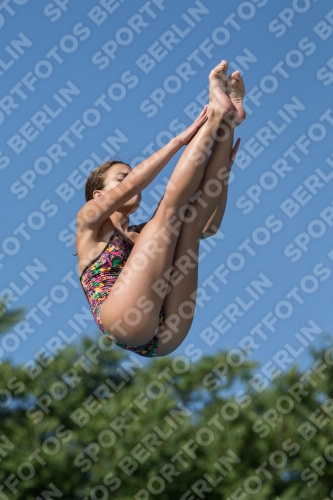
<box><xmin>76</xmin><ymin>60</ymin><xmax>246</xmax><ymax>358</ymax></box>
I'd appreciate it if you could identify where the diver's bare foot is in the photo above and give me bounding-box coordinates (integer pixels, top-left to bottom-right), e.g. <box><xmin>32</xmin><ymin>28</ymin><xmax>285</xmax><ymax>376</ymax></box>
<box><xmin>226</xmin><ymin>70</ymin><xmax>246</xmax><ymax>127</ymax></box>
<box><xmin>208</xmin><ymin>60</ymin><xmax>234</xmax><ymax>120</ymax></box>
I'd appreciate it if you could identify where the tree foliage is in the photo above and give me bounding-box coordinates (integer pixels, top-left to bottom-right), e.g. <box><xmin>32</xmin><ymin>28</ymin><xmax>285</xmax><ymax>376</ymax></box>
<box><xmin>0</xmin><ymin>303</ymin><xmax>24</xmax><ymax>334</ymax></box>
<box><xmin>1</xmin><ymin>319</ymin><xmax>333</xmax><ymax>499</ymax></box>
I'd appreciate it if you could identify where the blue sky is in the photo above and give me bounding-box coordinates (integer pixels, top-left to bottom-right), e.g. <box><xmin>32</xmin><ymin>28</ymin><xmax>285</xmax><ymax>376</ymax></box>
<box><xmin>1</xmin><ymin>0</ymin><xmax>333</xmax><ymax>377</ymax></box>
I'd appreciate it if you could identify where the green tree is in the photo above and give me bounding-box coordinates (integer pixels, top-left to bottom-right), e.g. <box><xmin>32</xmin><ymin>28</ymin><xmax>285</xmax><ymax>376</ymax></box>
<box><xmin>1</xmin><ymin>317</ymin><xmax>333</xmax><ymax>499</ymax></box>
<box><xmin>0</xmin><ymin>303</ymin><xmax>24</xmax><ymax>334</ymax></box>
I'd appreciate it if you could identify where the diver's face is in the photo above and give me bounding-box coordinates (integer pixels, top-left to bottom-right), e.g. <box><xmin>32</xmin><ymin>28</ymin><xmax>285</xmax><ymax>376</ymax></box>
<box><xmin>93</xmin><ymin>164</ymin><xmax>141</xmax><ymax>213</ymax></box>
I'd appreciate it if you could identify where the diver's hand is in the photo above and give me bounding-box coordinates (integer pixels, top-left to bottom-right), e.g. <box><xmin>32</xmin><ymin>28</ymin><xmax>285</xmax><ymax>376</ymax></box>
<box><xmin>177</xmin><ymin>106</ymin><xmax>208</xmax><ymax>145</ymax></box>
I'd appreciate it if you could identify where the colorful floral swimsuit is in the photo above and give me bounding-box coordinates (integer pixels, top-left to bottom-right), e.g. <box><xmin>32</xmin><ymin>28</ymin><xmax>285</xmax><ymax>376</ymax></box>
<box><xmin>80</xmin><ymin>226</ymin><xmax>164</xmax><ymax>358</ymax></box>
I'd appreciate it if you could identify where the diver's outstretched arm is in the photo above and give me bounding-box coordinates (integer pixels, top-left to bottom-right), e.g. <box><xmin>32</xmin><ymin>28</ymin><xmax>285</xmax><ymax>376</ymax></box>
<box><xmin>77</xmin><ymin>108</ymin><xmax>208</xmax><ymax>230</ymax></box>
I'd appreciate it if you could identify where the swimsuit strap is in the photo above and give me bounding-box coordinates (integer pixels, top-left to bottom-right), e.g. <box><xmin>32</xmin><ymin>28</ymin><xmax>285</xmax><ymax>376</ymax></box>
<box><xmin>128</xmin><ymin>224</ymin><xmax>142</xmax><ymax>234</ymax></box>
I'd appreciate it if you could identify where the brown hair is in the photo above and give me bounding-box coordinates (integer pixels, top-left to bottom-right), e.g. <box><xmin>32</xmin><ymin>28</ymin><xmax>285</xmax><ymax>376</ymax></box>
<box><xmin>85</xmin><ymin>159</ymin><xmax>131</xmax><ymax>201</ymax></box>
